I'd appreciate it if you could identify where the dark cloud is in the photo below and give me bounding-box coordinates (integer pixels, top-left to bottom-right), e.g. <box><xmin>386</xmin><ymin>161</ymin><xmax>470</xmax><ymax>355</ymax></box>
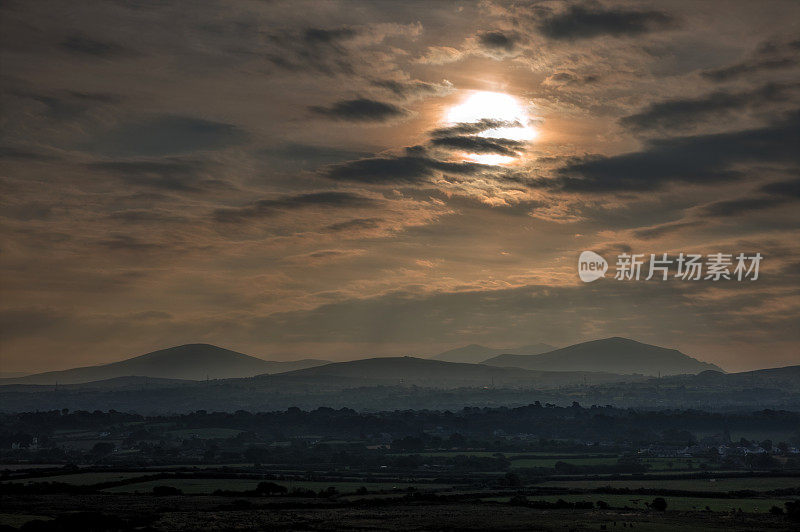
<box><xmin>309</xmin><ymin>98</ymin><xmax>409</xmax><ymax>122</ymax></box>
<box><xmin>703</xmin><ymin>196</ymin><xmax>788</xmax><ymax>217</ymax></box>
<box><xmin>702</xmin><ymin>39</ymin><xmax>800</xmax><ymax>82</ymax></box>
<box><xmin>259</xmin><ymin>143</ymin><xmax>368</xmax><ymax>172</ymax></box>
<box><xmin>324</xmin><ymin>217</ymin><xmax>384</xmax><ymax>232</ymax></box>
<box><xmin>702</xmin><ymin>178</ymin><xmax>800</xmax><ymax>216</ymax></box>
<box><xmin>214</xmin><ymin>192</ymin><xmax>379</xmax><ymax>223</ymax></box>
<box><xmin>59</xmin><ymin>34</ymin><xmax>132</xmax><ymax>57</ymax></box>
<box><xmin>325</xmin><ymin>147</ymin><xmax>487</xmax><ymax>185</ymax></box>
<box><xmin>372</xmin><ymin>79</ymin><xmax>452</xmax><ymax>99</ymax></box>
<box><xmin>538</xmin><ymin>5</ymin><xmax>675</xmax><ymax>40</ymax></box>
<box><xmin>97</xmin><ymin>235</ymin><xmax>167</xmax><ymax>251</ymax></box>
<box><xmin>477</xmin><ymin>30</ymin><xmax>518</xmax><ymax>51</ymax></box>
<box><xmin>542</xmin><ymin>72</ymin><xmax>600</xmax><ymax>86</ymax></box>
<box><xmin>633</xmin><ymin>220</ymin><xmax>699</xmax><ymax>239</ymax></box>
<box><xmin>552</xmin><ymin>111</ymin><xmax>800</xmax><ymax>192</ymax></box>
<box><xmin>88</xmin><ymin>158</ymin><xmax>209</xmax><ymax>192</ymax></box>
<box><xmin>761</xmin><ymin>177</ymin><xmax>800</xmax><ymax>198</ymax></box>
<box><xmin>430</xmin><ymin>136</ymin><xmax>525</xmax><ymax>156</ymax></box>
<box><xmin>619</xmin><ymin>83</ymin><xmax>798</xmax><ymax>132</ymax></box>
<box><xmin>430</xmin><ymin>119</ymin><xmax>522</xmax><ymax>137</ymax></box>
<box><xmin>0</xmin><ymin>146</ymin><xmax>59</xmax><ymax>162</ymax></box>
<box><xmin>265</xmin><ymin>26</ymin><xmax>360</xmax><ymax>75</ymax></box>
<box><xmin>303</xmin><ymin>27</ymin><xmax>357</xmax><ymax>44</ymax></box>
<box><xmin>83</xmin><ymin>115</ymin><xmax>247</xmax><ymax>157</ymax></box>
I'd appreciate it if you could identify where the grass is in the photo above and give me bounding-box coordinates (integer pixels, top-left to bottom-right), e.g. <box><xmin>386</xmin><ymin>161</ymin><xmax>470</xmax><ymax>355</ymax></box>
<box><xmin>0</xmin><ymin>514</ymin><xmax>53</xmax><ymax>527</ymax></box>
<box><xmin>103</xmin><ymin>478</ymin><xmax>452</xmax><ymax>494</ymax></box>
<box><xmin>3</xmin><ymin>472</ymin><xmax>150</xmax><ymax>485</ymax></box>
<box><xmin>539</xmin><ymin>476</ymin><xmax>800</xmax><ymax>492</ymax></box>
<box><xmin>482</xmin><ymin>493</ymin><xmax>792</xmax><ymax>512</ymax></box>
<box><xmin>164</xmin><ymin>428</ymin><xmax>243</xmax><ymax>439</ymax></box>
<box><xmin>510</xmin><ymin>457</ymin><xmax>619</xmax><ymax>469</ymax></box>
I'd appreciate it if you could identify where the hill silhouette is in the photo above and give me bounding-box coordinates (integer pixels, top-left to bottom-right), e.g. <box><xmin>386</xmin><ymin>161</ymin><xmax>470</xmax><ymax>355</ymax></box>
<box><xmin>432</xmin><ymin>343</ymin><xmax>556</xmax><ymax>364</ymax></box>
<box><xmin>0</xmin><ymin>344</ymin><xmax>330</xmax><ymax>385</ymax></box>
<box><xmin>271</xmin><ymin>356</ymin><xmax>632</xmax><ymax>388</ymax></box>
<box><xmin>482</xmin><ymin>337</ymin><xmax>722</xmax><ymax>376</ymax></box>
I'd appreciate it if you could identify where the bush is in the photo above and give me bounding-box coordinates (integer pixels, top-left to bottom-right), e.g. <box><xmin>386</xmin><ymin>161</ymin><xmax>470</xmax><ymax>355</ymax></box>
<box><xmin>152</xmin><ymin>485</ymin><xmax>182</xmax><ymax>496</ymax></box>
<box><xmin>651</xmin><ymin>497</ymin><xmax>667</xmax><ymax>512</ymax></box>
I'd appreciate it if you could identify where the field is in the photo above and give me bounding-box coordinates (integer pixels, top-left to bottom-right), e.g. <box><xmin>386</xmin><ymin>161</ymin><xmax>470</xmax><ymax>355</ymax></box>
<box><xmin>482</xmin><ymin>494</ymin><xmax>792</xmax><ymax>512</ymax></box>
<box><xmin>103</xmin><ymin>478</ymin><xmax>451</xmax><ymax>494</ymax></box>
<box><xmin>540</xmin><ymin>477</ymin><xmax>800</xmax><ymax>492</ymax></box>
<box><xmin>510</xmin><ymin>456</ymin><xmax>620</xmax><ymax>468</ymax></box>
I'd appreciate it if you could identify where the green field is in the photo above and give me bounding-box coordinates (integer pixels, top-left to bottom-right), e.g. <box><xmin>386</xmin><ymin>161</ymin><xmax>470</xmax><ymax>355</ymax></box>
<box><xmin>510</xmin><ymin>457</ymin><xmax>620</xmax><ymax>469</ymax></box>
<box><xmin>103</xmin><ymin>478</ymin><xmax>452</xmax><ymax>494</ymax></box>
<box><xmin>540</xmin><ymin>477</ymin><xmax>800</xmax><ymax>492</ymax></box>
<box><xmin>4</xmin><ymin>472</ymin><xmax>151</xmax><ymax>485</ymax></box>
<box><xmin>164</xmin><ymin>428</ymin><xmax>244</xmax><ymax>439</ymax></box>
<box><xmin>482</xmin><ymin>494</ymin><xmax>792</xmax><ymax>512</ymax></box>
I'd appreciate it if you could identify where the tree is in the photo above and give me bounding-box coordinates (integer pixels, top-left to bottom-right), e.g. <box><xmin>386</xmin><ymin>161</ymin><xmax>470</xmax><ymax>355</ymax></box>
<box><xmin>256</xmin><ymin>481</ymin><xmax>287</xmax><ymax>495</ymax></box>
<box><xmin>91</xmin><ymin>442</ymin><xmax>115</xmax><ymax>456</ymax></box>
<box><xmin>651</xmin><ymin>497</ymin><xmax>667</xmax><ymax>511</ymax></box>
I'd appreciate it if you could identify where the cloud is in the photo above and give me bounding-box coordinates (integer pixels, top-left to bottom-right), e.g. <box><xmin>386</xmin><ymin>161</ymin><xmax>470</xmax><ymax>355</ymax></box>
<box><xmin>309</xmin><ymin>98</ymin><xmax>409</xmax><ymax>122</ymax></box>
<box><xmin>552</xmin><ymin>111</ymin><xmax>800</xmax><ymax>192</ymax></box>
<box><xmin>703</xmin><ymin>196</ymin><xmax>789</xmax><ymax>217</ymax></box>
<box><xmin>702</xmin><ymin>39</ymin><xmax>800</xmax><ymax>82</ymax></box>
<box><xmin>477</xmin><ymin>30</ymin><xmax>518</xmax><ymax>52</ymax></box>
<box><xmin>633</xmin><ymin>220</ymin><xmax>700</xmax><ymax>239</ymax></box>
<box><xmin>430</xmin><ymin>136</ymin><xmax>525</xmax><ymax>156</ymax></box>
<box><xmin>372</xmin><ymin>79</ymin><xmax>453</xmax><ymax>100</ymax></box>
<box><xmin>97</xmin><ymin>235</ymin><xmax>167</xmax><ymax>251</ymax></box>
<box><xmin>84</xmin><ymin>115</ymin><xmax>247</xmax><ymax>157</ymax></box>
<box><xmin>324</xmin><ymin>217</ymin><xmax>384</xmax><ymax>232</ymax></box>
<box><xmin>59</xmin><ymin>34</ymin><xmax>133</xmax><ymax>57</ymax></box>
<box><xmin>88</xmin><ymin>158</ymin><xmax>211</xmax><ymax>192</ymax></box>
<box><xmin>415</xmin><ymin>46</ymin><xmax>464</xmax><ymax>65</ymax></box>
<box><xmin>303</xmin><ymin>27</ymin><xmax>357</xmax><ymax>44</ymax></box>
<box><xmin>538</xmin><ymin>5</ymin><xmax>675</xmax><ymax>40</ymax></box>
<box><xmin>214</xmin><ymin>192</ymin><xmax>380</xmax><ymax>223</ymax></box>
<box><xmin>430</xmin><ymin>119</ymin><xmax>522</xmax><ymax>137</ymax></box>
<box><xmin>761</xmin><ymin>177</ymin><xmax>800</xmax><ymax>197</ymax></box>
<box><xmin>619</xmin><ymin>83</ymin><xmax>799</xmax><ymax>132</ymax></box>
<box><xmin>325</xmin><ymin>147</ymin><xmax>487</xmax><ymax>185</ymax></box>
<box><xmin>702</xmin><ymin>178</ymin><xmax>800</xmax><ymax>216</ymax></box>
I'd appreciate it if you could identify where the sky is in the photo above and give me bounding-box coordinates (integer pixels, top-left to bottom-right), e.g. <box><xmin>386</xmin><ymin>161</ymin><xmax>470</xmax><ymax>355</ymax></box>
<box><xmin>1</xmin><ymin>0</ymin><xmax>798</xmax><ymax>374</ymax></box>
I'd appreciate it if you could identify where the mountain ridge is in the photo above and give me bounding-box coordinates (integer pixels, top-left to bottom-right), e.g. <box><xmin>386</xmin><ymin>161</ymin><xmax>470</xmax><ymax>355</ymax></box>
<box><xmin>482</xmin><ymin>337</ymin><xmax>722</xmax><ymax>376</ymax></box>
<box><xmin>0</xmin><ymin>344</ymin><xmax>330</xmax><ymax>385</ymax></box>
<box><xmin>432</xmin><ymin>342</ymin><xmax>556</xmax><ymax>364</ymax></box>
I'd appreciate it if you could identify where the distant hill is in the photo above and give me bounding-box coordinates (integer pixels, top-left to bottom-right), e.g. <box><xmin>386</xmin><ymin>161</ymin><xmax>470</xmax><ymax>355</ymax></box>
<box><xmin>432</xmin><ymin>343</ymin><xmax>556</xmax><ymax>364</ymax></box>
<box><xmin>482</xmin><ymin>337</ymin><xmax>722</xmax><ymax>376</ymax></box>
<box><xmin>670</xmin><ymin>365</ymin><xmax>800</xmax><ymax>390</ymax></box>
<box><xmin>272</xmin><ymin>356</ymin><xmax>633</xmax><ymax>389</ymax></box>
<box><xmin>0</xmin><ymin>344</ymin><xmax>330</xmax><ymax>385</ymax></box>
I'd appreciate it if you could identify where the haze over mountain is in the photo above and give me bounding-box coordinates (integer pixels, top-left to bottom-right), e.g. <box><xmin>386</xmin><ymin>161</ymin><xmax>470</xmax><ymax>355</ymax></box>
<box><xmin>0</xmin><ymin>344</ymin><xmax>330</xmax><ymax>385</ymax></box>
<box><xmin>271</xmin><ymin>356</ymin><xmax>631</xmax><ymax>389</ymax></box>
<box><xmin>432</xmin><ymin>343</ymin><xmax>556</xmax><ymax>364</ymax></box>
<box><xmin>483</xmin><ymin>337</ymin><xmax>723</xmax><ymax>376</ymax></box>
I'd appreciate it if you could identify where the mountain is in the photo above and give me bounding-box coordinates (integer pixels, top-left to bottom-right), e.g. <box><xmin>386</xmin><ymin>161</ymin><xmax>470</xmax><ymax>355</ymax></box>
<box><xmin>432</xmin><ymin>343</ymin><xmax>556</xmax><ymax>364</ymax></box>
<box><xmin>271</xmin><ymin>356</ymin><xmax>633</xmax><ymax>389</ymax></box>
<box><xmin>0</xmin><ymin>344</ymin><xmax>330</xmax><ymax>385</ymax></box>
<box><xmin>482</xmin><ymin>337</ymin><xmax>722</xmax><ymax>376</ymax></box>
<box><xmin>670</xmin><ymin>365</ymin><xmax>800</xmax><ymax>391</ymax></box>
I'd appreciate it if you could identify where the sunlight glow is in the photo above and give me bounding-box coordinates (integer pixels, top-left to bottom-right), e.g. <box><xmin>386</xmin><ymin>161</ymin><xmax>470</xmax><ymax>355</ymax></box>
<box><xmin>444</xmin><ymin>92</ymin><xmax>538</xmax><ymax>166</ymax></box>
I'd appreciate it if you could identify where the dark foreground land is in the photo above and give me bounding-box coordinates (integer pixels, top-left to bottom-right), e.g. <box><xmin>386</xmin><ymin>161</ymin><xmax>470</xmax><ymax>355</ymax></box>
<box><xmin>1</xmin><ymin>485</ymin><xmax>798</xmax><ymax>531</ymax></box>
<box><xmin>1</xmin><ymin>405</ymin><xmax>799</xmax><ymax>530</ymax></box>
<box><xmin>0</xmin><ymin>492</ymin><xmax>796</xmax><ymax>531</ymax></box>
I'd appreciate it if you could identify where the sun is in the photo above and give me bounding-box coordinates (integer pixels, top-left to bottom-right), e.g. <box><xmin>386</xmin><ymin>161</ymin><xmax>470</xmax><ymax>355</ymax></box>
<box><xmin>444</xmin><ymin>91</ymin><xmax>537</xmax><ymax>165</ymax></box>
